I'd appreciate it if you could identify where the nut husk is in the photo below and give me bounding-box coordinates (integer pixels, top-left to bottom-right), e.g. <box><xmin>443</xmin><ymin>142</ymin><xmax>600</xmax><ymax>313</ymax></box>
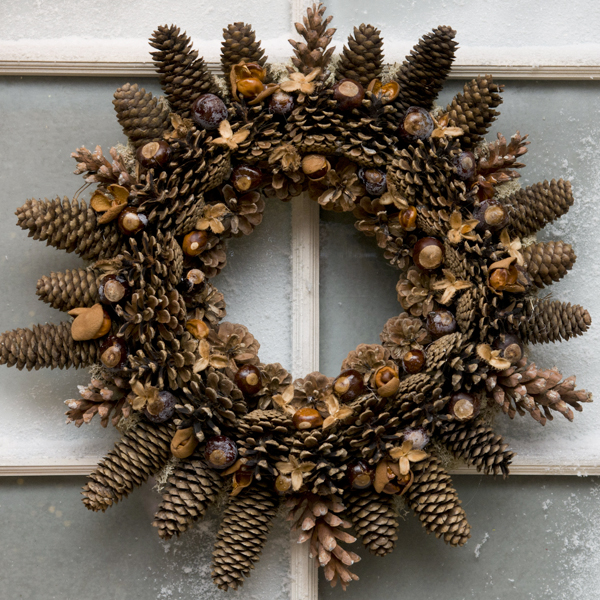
<box><xmin>171</xmin><ymin>427</ymin><xmax>199</xmax><ymax>459</ymax></box>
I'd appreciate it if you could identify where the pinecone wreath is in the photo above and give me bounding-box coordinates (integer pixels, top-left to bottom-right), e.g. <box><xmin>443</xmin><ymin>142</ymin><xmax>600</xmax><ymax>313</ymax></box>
<box><xmin>2</xmin><ymin>3</ymin><xmax>593</xmax><ymax>592</ymax></box>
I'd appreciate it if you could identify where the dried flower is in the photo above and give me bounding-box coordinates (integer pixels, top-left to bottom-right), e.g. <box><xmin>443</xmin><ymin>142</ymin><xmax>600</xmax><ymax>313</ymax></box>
<box><xmin>269</xmin><ymin>143</ymin><xmax>302</xmax><ymax>173</ymax></box>
<box><xmin>164</xmin><ymin>113</ymin><xmax>194</xmax><ymax>141</ymax></box>
<box><xmin>275</xmin><ymin>456</ymin><xmax>315</xmax><ymax>491</ymax></box>
<box><xmin>280</xmin><ymin>67</ymin><xmax>321</xmax><ymax>100</ymax></box>
<box><xmin>431</xmin><ymin>113</ymin><xmax>464</xmax><ymax>139</ymax></box>
<box><xmin>499</xmin><ymin>228</ymin><xmax>524</xmax><ymax>266</ymax></box>
<box><xmin>273</xmin><ymin>384</ymin><xmax>296</xmax><ymax>417</ymax></box>
<box><xmin>211</xmin><ymin>120</ymin><xmax>251</xmax><ymax>151</ymax></box>
<box><xmin>389</xmin><ymin>440</ymin><xmax>429</xmax><ymax>476</ymax></box>
<box><xmin>447</xmin><ymin>210</ymin><xmax>479</xmax><ymax>244</ymax></box>
<box><xmin>129</xmin><ymin>381</ymin><xmax>161</xmax><ymax>412</ymax></box>
<box><xmin>196</xmin><ymin>203</ymin><xmax>231</xmax><ymax>234</ymax></box>
<box><xmin>432</xmin><ymin>269</ymin><xmax>473</xmax><ymax>304</ymax></box>
<box><xmin>477</xmin><ymin>343</ymin><xmax>512</xmax><ymax>370</ymax></box>
<box><xmin>322</xmin><ymin>394</ymin><xmax>353</xmax><ymax>429</ymax></box>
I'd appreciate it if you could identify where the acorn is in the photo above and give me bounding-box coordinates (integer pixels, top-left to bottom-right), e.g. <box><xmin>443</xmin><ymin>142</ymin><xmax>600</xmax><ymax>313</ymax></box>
<box><xmin>204</xmin><ymin>436</ymin><xmax>238</xmax><ymax>470</ymax></box>
<box><xmin>301</xmin><ymin>154</ymin><xmax>330</xmax><ymax>180</ymax></box>
<box><xmin>269</xmin><ymin>90</ymin><xmax>295</xmax><ymax>116</ymax></box>
<box><xmin>413</xmin><ymin>237</ymin><xmax>444</xmax><ymax>271</ymax></box>
<box><xmin>399</xmin><ymin>107</ymin><xmax>434</xmax><ymax>140</ymax></box>
<box><xmin>292</xmin><ymin>407</ymin><xmax>323</xmax><ymax>430</ymax></box>
<box><xmin>452</xmin><ymin>151</ymin><xmax>476</xmax><ymax>180</ymax></box>
<box><xmin>98</xmin><ymin>274</ymin><xmax>129</xmax><ymax>305</ymax></box>
<box><xmin>399</xmin><ymin>206</ymin><xmax>417</xmax><ymax>231</ymax></box>
<box><xmin>275</xmin><ymin>474</ymin><xmax>292</xmax><ymax>494</ymax></box>
<box><xmin>473</xmin><ymin>199</ymin><xmax>509</xmax><ymax>231</ymax></box>
<box><xmin>117</xmin><ymin>208</ymin><xmax>148</xmax><ymax>236</ymax></box>
<box><xmin>177</xmin><ymin>269</ymin><xmax>205</xmax><ymax>294</ymax></box>
<box><xmin>374</xmin><ymin>366</ymin><xmax>400</xmax><ymax>397</ymax></box>
<box><xmin>236</xmin><ymin>77</ymin><xmax>264</xmax><ymax>99</ymax></box>
<box><xmin>348</xmin><ymin>461</ymin><xmax>373</xmax><ymax>490</ymax></box>
<box><xmin>191</xmin><ymin>93</ymin><xmax>228</xmax><ymax>130</ymax></box>
<box><xmin>402</xmin><ymin>428</ymin><xmax>430</xmax><ymax>450</ymax></box>
<box><xmin>426</xmin><ymin>310</ymin><xmax>457</xmax><ymax>338</ymax></box>
<box><xmin>447</xmin><ymin>392</ymin><xmax>480</xmax><ymax>421</ymax></box>
<box><xmin>333</xmin><ymin>369</ymin><xmax>365</xmax><ymax>403</ymax></box>
<box><xmin>359</xmin><ymin>168</ymin><xmax>387</xmax><ymax>196</ymax></box>
<box><xmin>145</xmin><ymin>391</ymin><xmax>177</xmax><ymax>423</ymax></box>
<box><xmin>492</xmin><ymin>333</ymin><xmax>524</xmax><ymax>364</ymax></box>
<box><xmin>136</xmin><ymin>141</ymin><xmax>171</xmax><ymax>169</ymax></box>
<box><xmin>402</xmin><ymin>349</ymin><xmax>426</xmax><ymax>374</ymax></box>
<box><xmin>99</xmin><ymin>335</ymin><xmax>128</xmax><ymax>370</ymax></box>
<box><xmin>231</xmin><ymin>164</ymin><xmax>262</xmax><ymax>192</ymax></box>
<box><xmin>182</xmin><ymin>230</ymin><xmax>209</xmax><ymax>257</ymax></box>
<box><xmin>234</xmin><ymin>364</ymin><xmax>262</xmax><ymax>396</ymax></box>
<box><xmin>332</xmin><ymin>78</ymin><xmax>365</xmax><ymax>110</ymax></box>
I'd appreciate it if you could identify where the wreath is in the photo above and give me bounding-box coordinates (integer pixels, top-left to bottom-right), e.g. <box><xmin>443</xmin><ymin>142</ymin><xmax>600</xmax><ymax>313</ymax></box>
<box><xmin>2</xmin><ymin>3</ymin><xmax>592</xmax><ymax>592</ymax></box>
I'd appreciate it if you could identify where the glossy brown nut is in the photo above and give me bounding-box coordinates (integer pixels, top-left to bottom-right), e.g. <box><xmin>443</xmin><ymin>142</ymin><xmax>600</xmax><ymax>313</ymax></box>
<box><xmin>182</xmin><ymin>230</ymin><xmax>209</xmax><ymax>257</ymax></box>
<box><xmin>492</xmin><ymin>333</ymin><xmax>523</xmax><ymax>364</ymax></box>
<box><xmin>301</xmin><ymin>154</ymin><xmax>330</xmax><ymax>180</ymax></box>
<box><xmin>231</xmin><ymin>164</ymin><xmax>262</xmax><ymax>192</ymax></box>
<box><xmin>275</xmin><ymin>474</ymin><xmax>292</xmax><ymax>494</ymax></box>
<box><xmin>99</xmin><ymin>335</ymin><xmax>128</xmax><ymax>370</ymax></box>
<box><xmin>426</xmin><ymin>310</ymin><xmax>457</xmax><ymax>338</ymax></box>
<box><xmin>178</xmin><ymin>269</ymin><xmax>206</xmax><ymax>293</ymax></box>
<box><xmin>402</xmin><ymin>349</ymin><xmax>426</xmax><ymax>374</ymax></box>
<box><xmin>399</xmin><ymin>206</ymin><xmax>418</xmax><ymax>231</ymax></box>
<box><xmin>489</xmin><ymin>265</ymin><xmax>518</xmax><ymax>290</ymax></box>
<box><xmin>332</xmin><ymin>78</ymin><xmax>365</xmax><ymax>110</ymax></box>
<box><xmin>333</xmin><ymin>369</ymin><xmax>365</xmax><ymax>403</ymax></box>
<box><xmin>448</xmin><ymin>392</ymin><xmax>480</xmax><ymax>421</ymax></box>
<box><xmin>374</xmin><ymin>367</ymin><xmax>400</xmax><ymax>397</ymax></box>
<box><xmin>359</xmin><ymin>168</ymin><xmax>387</xmax><ymax>196</ymax></box>
<box><xmin>191</xmin><ymin>93</ymin><xmax>228</xmax><ymax>130</ymax></box>
<box><xmin>348</xmin><ymin>461</ymin><xmax>373</xmax><ymax>489</ymax></box>
<box><xmin>413</xmin><ymin>237</ymin><xmax>444</xmax><ymax>271</ymax></box>
<box><xmin>234</xmin><ymin>364</ymin><xmax>262</xmax><ymax>396</ymax></box>
<box><xmin>145</xmin><ymin>391</ymin><xmax>177</xmax><ymax>423</ymax></box>
<box><xmin>452</xmin><ymin>151</ymin><xmax>476</xmax><ymax>180</ymax></box>
<box><xmin>117</xmin><ymin>208</ymin><xmax>148</xmax><ymax>236</ymax></box>
<box><xmin>136</xmin><ymin>141</ymin><xmax>171</xmax><ymax>169</ymax></box>
<box><xmin>236</xmin><ymin>77</ymin><xmax>265</xmax><ymax>99</ymax></box>
<box><xmin>186</xmin><ymin>319</ymin><xmax>210</xmax><ymax>340</ymax></box>
<box><xmin>292</xmin><ymin>407</ymin><xmax>323</xmax><ymax>430</ymax></box>
<box><xmin>204</xmin><ymin>435</ymin><xmax>238</xmax><ymax>469</ymax></box>
<box><xmin>399</xmin><ymin>107</ymin><xmax>434</xmax><ymax>140</ymax></box>
<box><xmin>98</xmin><ymin>274</ymin><xmax>129</xmax><ymax>305</ymax></box>
<box><xmin>473</xmin><ymin>199</ymin><xmax>509</xmax><ymax>231</ymax></box>
<box><xmin>269</xmin><ymin>91</ymin><xmax>295</xmax><ymax>115</ymax></box>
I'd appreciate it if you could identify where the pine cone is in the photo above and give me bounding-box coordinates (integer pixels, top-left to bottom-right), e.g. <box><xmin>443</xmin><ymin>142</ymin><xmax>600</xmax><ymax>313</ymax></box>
<box><xmin>437</xmin><ymin>419</ymin><xmax>514</xmax><ymax>476</ymax></box>
<box><xmin>336</xmin><ymin>24</ymin><xmax>384</xmax><ymax>87</ymax></box>
<box><xmin>82</xmin><ymin>420</ymin><xmax>175</xmax><ymax>511</ymax></box>
<box><xmin>0</xmin><ymin>322</ymin><xmax>99</xmax><ymax>370</ymax></box>
<box><xmin>36</xmin><ymin>267</ymin><xmax>99</xmax><ymax>312</ymax></box>
<box><xmin>153</xmin><ymin>454</ymin><xmax>223</xmax><ymax>539</ymax></box>
<box><xmin>445</xmin><ymin>76</ymin><xmax>503</xmax><ymax>147</ymax></box>
<box><xmin>517</xmin><ymin>298</ymin><xmax>591</xmax><ymax>344</ymax></box>
<box><xmin>344</xmin><ymin>488</ymin><xmax>398</xmax><ymax>556</ymax></box>
<box><xmin>150</xmin><ymin>25</ymin><xmax>219</xmax><ymax>118</ymax></box>
<box><xmin>405</xmin><ymin>454</ymin><xmax>470</xmax><ymax>546</ymax></box>
<box><xmin>221</xmin><ymin>22</ymin><xmax>267</xmax><ymax>79</ymax></box>
<box><xmin>380</xmin><ymin>313</ymin><xmax>430</xmax><ymax>360</ymax></box>
<box><xmin>394</xmin><ymin>26</ymin><xmax>457</xmax><ymax>114</ymax></box>
<box><xmin>211</xmin><ymin>479</ymin><xmax>280</xmax><ymax>590</ymax></box>
<box><xmin>523</xmin><ymin>241</ymin><xmax>576</xmax><ymax>288</ymax></box>
<box><xmin>113</xmin><ymin>83</ymin><xmax>171</xmax><ymax>149</ymax></box>
<box><xmin>16</xmin><ymin>197</ymin><xmax>123</xmax><ymax>261</ymax></box>
<box><xmin>502</xmin><ymin>179</ymin><xmax>574</xmax><ymax>237</ymax></box>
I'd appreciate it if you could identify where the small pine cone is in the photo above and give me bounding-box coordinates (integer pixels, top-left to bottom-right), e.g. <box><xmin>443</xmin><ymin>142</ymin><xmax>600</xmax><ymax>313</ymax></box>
<box><xmin>406</xmin><ymin>454</ymin><xmax>470</xmax><ymax>547</ymax></box>
<box><xmin>36</xmin><ymin>267</ymin><xmax>99</xmax><ymax>312</ymax></box>
<box><xmin>502</xmin><ymin>179</ymin><xmax>574</xmax><ymax>237</ymax></box>
<box><xmin>82</xmin><ymin>420</ymin><xmax>175</xmax><ymax>511</ymax></box>
<box><xmin>153</xmin><ymin>454</ymin><xmax>223</xmax><ymax>539</ymax></box>
<box><xmin>150</xmin><ymin>25</ymin><xmax>219</xmax><ymax>118</ymax></box>
<box><xmin>336</xmin><ymin>24</ymin><xmax>384</xmax><ymax>86</ymax></box>
<box><xmin>437</xmin><ymin>419</ymin><xmax>514</xmax><ymax>476</ymax></box>
<box><xmin>344</xmin><ymin>489</ymin><xmax>398</xmax><ymax>556</ymax></box>
<box><xmin>445</xmin><ymin>76</ymin><xmax>503</xmax><ymax>147</ymax></box>
<box><xmin>113</xmin><ymin>83</ymin><xmax>171</xmax><ymax>149</ymax></box>
<box><xmin>16</xmin><ymin>197</ymin><xmax>123</xmax><ymax>261</ymax></box>
<box><xmin>394</xmin><ymin>26</ymin><xmax>457</xmax><ymax>114</ymax></box>
<box><xmin>523</xmin><ymin>241</ymin><xmax>576</xmax><ymax>288</ymax></box>
<box><xmin>0</xmin><ymin>322</ymin><xmax>99</xmax><ymax>370</ymax></box>
<box><xmin>426</xmin><ymin>332</ymin><xmax>464</xmax><ymax>371</ymax></box>
<box><xmin>221</xmin><ymin>22</ymin><xmax>267</xmax><ymax>78</ymax></box>
<box><xmin>211</xmin><ymin>480</ymin><xmax>280</xmax><ymax>591</ymax></box>
<box><xmin>517</xmin><ymin>298</ymin><xmax>591</xmax><ymax>344</ymax></box>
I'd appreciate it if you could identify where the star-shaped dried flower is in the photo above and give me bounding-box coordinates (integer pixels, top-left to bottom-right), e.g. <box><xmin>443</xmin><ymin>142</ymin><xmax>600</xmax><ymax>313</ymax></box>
<box><xmin>128</xmin><ymin>381</ymin><xmax>161</xmax><ymax>412</ymax></box>
<box><xmin>477</xmin><ymin>343</ymin><xmax>512</xmax><ymax>370</ymax></box>
<box><xmin>273</xmin><ymin>384</ymin><xmax>296</xmax><ymax>417</ymax></box>
<box><xmin>90</xmin><ymin>184</ymin><xmax>129</xmax><ymax>224</ymax></box>
<box><xmin>432</xmin><ymin>269</ymin><xmax>473</xmax><ymax>304</ymax></box>
<box><xmin>389</xmin><ymin>440</ymin><xmax>429</xmax><ymax>476</ymax></box>
<box><xmin>499</xmin><ymin>228</ymin><xmax>524</xmax><ymax>266</ymax></box>
<box><xmin>192</xmin><ymin>339</ymin><xmax>230</xmax><ymax>373</ymax></box>
<box><xmin>164</xmin><ymin>113</ymin><xmax>194</xmax><ymax>141</ymax></box>
<box><xmin>211</xmin><ymin>120</ymin><xmax>251</xmax><ymax>151</ymax></box>
<box><xmin>322</xmin><ymin>394</ymin><xmax>353</xmax><ymax>430</ymax></box>
<box><xmin>275</xmin><ymin>456</ymin><xmax>315</xmax><ymax>491</ymax></box>
<box><xmin>447</xmin><ymin>210</ymin><xmax>479</xmax><ymax>244</ymax></box>
<box><xmin>196</xmin><ymin>203</ymin><xmax>231</xmax><ymax>234</ymax></box>
<box><xmin>280</xmin><ymin>67</ymin><xmax>321</xmax><ymax>100</ymax></box>
<box><xmin>269</xmin><ymin>143</ymin><xmax>302</xmax><ymax>173</ymax></box>
<box><xmin>431</xmin><ymin>113</ymin><xmax>464</xmax><ymax>139</ymax></box>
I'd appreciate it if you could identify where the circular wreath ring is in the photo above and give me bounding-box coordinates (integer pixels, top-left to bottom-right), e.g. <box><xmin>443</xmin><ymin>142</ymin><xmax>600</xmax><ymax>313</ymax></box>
<box><xmin>1</xmin><ymin>3</ymin><xmax>592</xmax><ymax>592</ymax></box>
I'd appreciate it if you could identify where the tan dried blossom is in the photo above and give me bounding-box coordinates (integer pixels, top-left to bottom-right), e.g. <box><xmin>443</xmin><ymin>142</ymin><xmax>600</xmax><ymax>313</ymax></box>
<box><xmin>280</xmin><ymin>67</ymin><xmax>321</xmax><ymax>100</ymax></box>
<box><xmin>477</xmin><ymin>343</ymin><xmax>512</xmax><ymax>371</ymax></box>
<box><xmin>499</xmin><ymin>228</ymin><xmax>524</xmax><ymax>266</ymax></box>
<box><xmin>396</xmin><ymin>266</ymin><xmax>435</xmax><ymax>317</ymax></box>
<box><xmin>211</xmin><ymin>120</ymin><xmax>251</xmax><ymax>151</ymax></box>
<box><xmin>432</xmin><ymin>269</ymin><xmax>473</xmax><ymax>304</ymax></box>
<box><xmin>431</xmin><ymin>113</ymin><xmax>464</xmax><ymax>139</ymax></box>
<box><xmin>90</xmin><ymin>184</ymin><xmax>129</xmax><ymax>224</ymax></box>
<box><xmin>378</xmin><ymin>189</ymin><xmax>409</xmax><ymax>212</ymax></box>
<box><xmin>273</xmin><ymin>384</ymin><xmax>296</xmax><ymax>417</ymax></box>
<box><xmin>257</xmin><ymin>363</ymin><xmax>292</xmax><ymax>410</ymax></box>
<box><xmin>389</xmin><ymin>440</ymin><xmax>429</xmax><ymax>476</ymax></box>
<box><xmin>447</xmin><ymin>210</ymin><xmax>479</xmax><ymax>244</ymax></box>
<box><xmin>128</xmin><ymin>381</ymin><xmax>161</xmax><ymax>413</ymax></box>
<box><xmin>164</xmin><ymin>113</ymin><xmax>194</xmax><ymax>141</ymax></box>
<box><xmin>269</xmin><ymin>143</ymin><xmax>302</xmax><ymax>173</ymax></box>
<box><xmin>196</xmin><ymin>203</ymin><xmax>231</xmax><ymax>234</ymax></box>
<box><xmin>322</xmin><ymin>394</ymin><xmax>354</xmax><ymax>430</ymax></box>
<box><xmin>275</xmin><ymin>456</ymin><xmax>316</xmax><ymax>491</ymax></box>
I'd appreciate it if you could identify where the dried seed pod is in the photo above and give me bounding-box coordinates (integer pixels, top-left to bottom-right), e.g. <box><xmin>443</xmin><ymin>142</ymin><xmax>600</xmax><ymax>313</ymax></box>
<box><xmin>333</xmin><ymin>369</ymin><xmax>365</xmax><ymax>402</ymax></box>
<box><xmin>231</xmin><ymin>164</ymin><xmax>262</xmax><ymax>192</ymax></box>
<box><xmin>399</xmin><ymin>107</ymin><xmax>434</xmax><ymax>140</ymax></box>
<box><xmin>234</xmin><ymin>364</ymin><xmax>262</xmax><ymax>396</ymax></box>
<box><xmin>292</xmin><ymin>407</ymin><xmax>323</xmax><ymax>430</ymax></box>
<box><xmin>69</xmin><ymin>304</ymin><xmax>111</xmax><ymax>341</ymax></box>
<box><xmin>136</xmin><ymin>141</ymin><xmax>171</xmax><ymax>169</ymax></box>
<box><xmin>236</xmin><ymin>77</ymin><xmax>265</xmax><ymax>99</ymax></box>
<box><xmin>191</xmin><ymin>93</ymin><xmax>228</xmax><ymax>130</ymax></box>
<box><xmin>117</xmin><ymin>208</ymin><xmax>148</xmax><ymax>236</ymax></box>
<box><xmin>426</xmin><ymin>310</ymin><xmax>457</xmax><ymax>338</ymax></box>
<box><xmin>374</xmin><ymin>366</ymin><xmax>400</xmax><ymax>397</ymax></box>
<box><xmin>447</xmin><ymin>392</ymin><xmax>480</xmax><ymax>421</ymax></box>
<box><xmin>402</xmin><ymin>349</ymin><xmax>426</xmax><ymax>374</ymax></box>
<box><xmin>413</xmin><ymin>237</ymin><xmax>444</xmax><ymax>271</ymax></box>
<box><xmin>98</xmin><ymin>274</ymin><xmax>129</xmax><ymax>305</ymax></box>
<box><xmin>399</xmin><ymin>206</ymin><xmax>418</xmax><ymax>231</ymax></box>
<box><xmin>489</xmin><ymin>264</ymin><xmax>518</xmax><ymax>290</ymax></box>
<box><xmin>182</xmin><ymin>231</ymin><xmax>209</xmax><ymax>257</ymax></box>
<box><xmin>186</xmin><ymin>319</ymin><xmax>210</xmax><ymax>340</ymax></box>
<box><xmin>332</xmin><ymin>78</ymin><xmax>365</xmax><ymax>110</ymax></box>
<box><xmin>492</xmin><ymin>333</ymin><xmax>523</xmax><ymax>364</ymax></box>
<box><xmin>348</xmin><ymin>461</ymin><xmax>373</xmax><ymax>489</ymax></box>
<box><xmin>452</xmin><ymin>151</ymin><xmax>476</xmax><ymax>180</ymax></box>
<box><xmin>145</xmin><ymin>391</ymin><xmax>177</xmax><ymax>423</ymax></box>
<box><xmin>99</xmin><ymin>335</ymin><xmax>128</xmax><ymax>370</ymax></box>
<box><xmin>170</xmin><ymin>427</ymin><xmax>199</xmax><ymax>459</ymax></box>
<box><xmin>204</xmin><ymin>436</ymin><xmax>238</xmax><ymax>469</ymax></box>
<box><xmin>359</xmin><ymin>168</ymin><xmax>387</xmax><ymax>196</ymax></box>
<box><xmin>301</xmin><ymin>154</ymin><xmax>330</xmax><ymax>180</ymax></box>
<box><xmin>473</xmin><ymin>199</ymin><xmax>509</xmax><ymax>231</ymax></box>
<box><xmin>269</xmin><ymin>91</ymin><xmax>294</xmax><ymax>115</ymax></box>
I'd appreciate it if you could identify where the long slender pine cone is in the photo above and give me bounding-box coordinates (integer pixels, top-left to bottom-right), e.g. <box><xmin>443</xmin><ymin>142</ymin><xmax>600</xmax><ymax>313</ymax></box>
<box><xmin>437</xmin><ymin>419</ymin><xmax>514</xmax><ymax>477</ymax></box>
<box><xmin>336</xmin><ymin>24</ymin><xmax>384</xmax><ymax>86</ymax></box>
<box><xmin>445</xmin><ymin>76</ymin><xmax>503</xmax><ymax>148</ymax></box>
<box><xmin>221</xmin><ymin>22</ymin><xmax>268</xmax><ymax>79</ymax></box>
<box><xmin>523</xmin><ymin>241</ymin><xmax>576</xmax><ymax>289</ymax></box>
<box><xmin>517</xmin><ymin>298</ymin><xmax>591</xmax><ymax>344</ymax></box>
<box><xmin>0</xmin><ymin>322</ymin><xmax>99</xmax><ymax>370</ymax></box>
<box><xmin>153</xmin><ymin>454</ymin><xmax>223</xmax><ymax>539</ymax></box>
<box><xmin>502</xmin><ymin>179</ymin><xmax>574</xmax><ymax>237</ymax></box>
<box><xmin>405</xmin><ymin>454</ymin><xmax>471</xmax><ymax>547</ymax></box>
<box><xmin>36</xmin><ymin>267</ymin><xmax>99</xmax><ymax>312</ymax></box>
<box><xmin>394</xmin><ymin>26</ymin><xmax>457</xmax><ymax>114</ymax></box>
<box><xmin>344</xmin><ymin>488</ymin><xmax>398</xmax><ymax>556</ymax></box>
<box><xmin>150</xmin><ymin>24</ymin><xmax>219</xmax><ymax>118</ymax></box>
<box><xmin>16</xmin><ymin>197</ymin><xmax>123</xmax><ymax>260</ymax></box>
<box><xmin>211</xmin><ymin>480</ymin><xmax>280</xmax><ymax>590</ymax></box>
<box><xmin>82</xmin><ymin>420</ymin><xmax>175</xmax><ymax>512</ymax></box>
<box><xmin>113</xmin><ymin>83</ymin><xmax>171</xmax><ymax>149</ymax></box>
